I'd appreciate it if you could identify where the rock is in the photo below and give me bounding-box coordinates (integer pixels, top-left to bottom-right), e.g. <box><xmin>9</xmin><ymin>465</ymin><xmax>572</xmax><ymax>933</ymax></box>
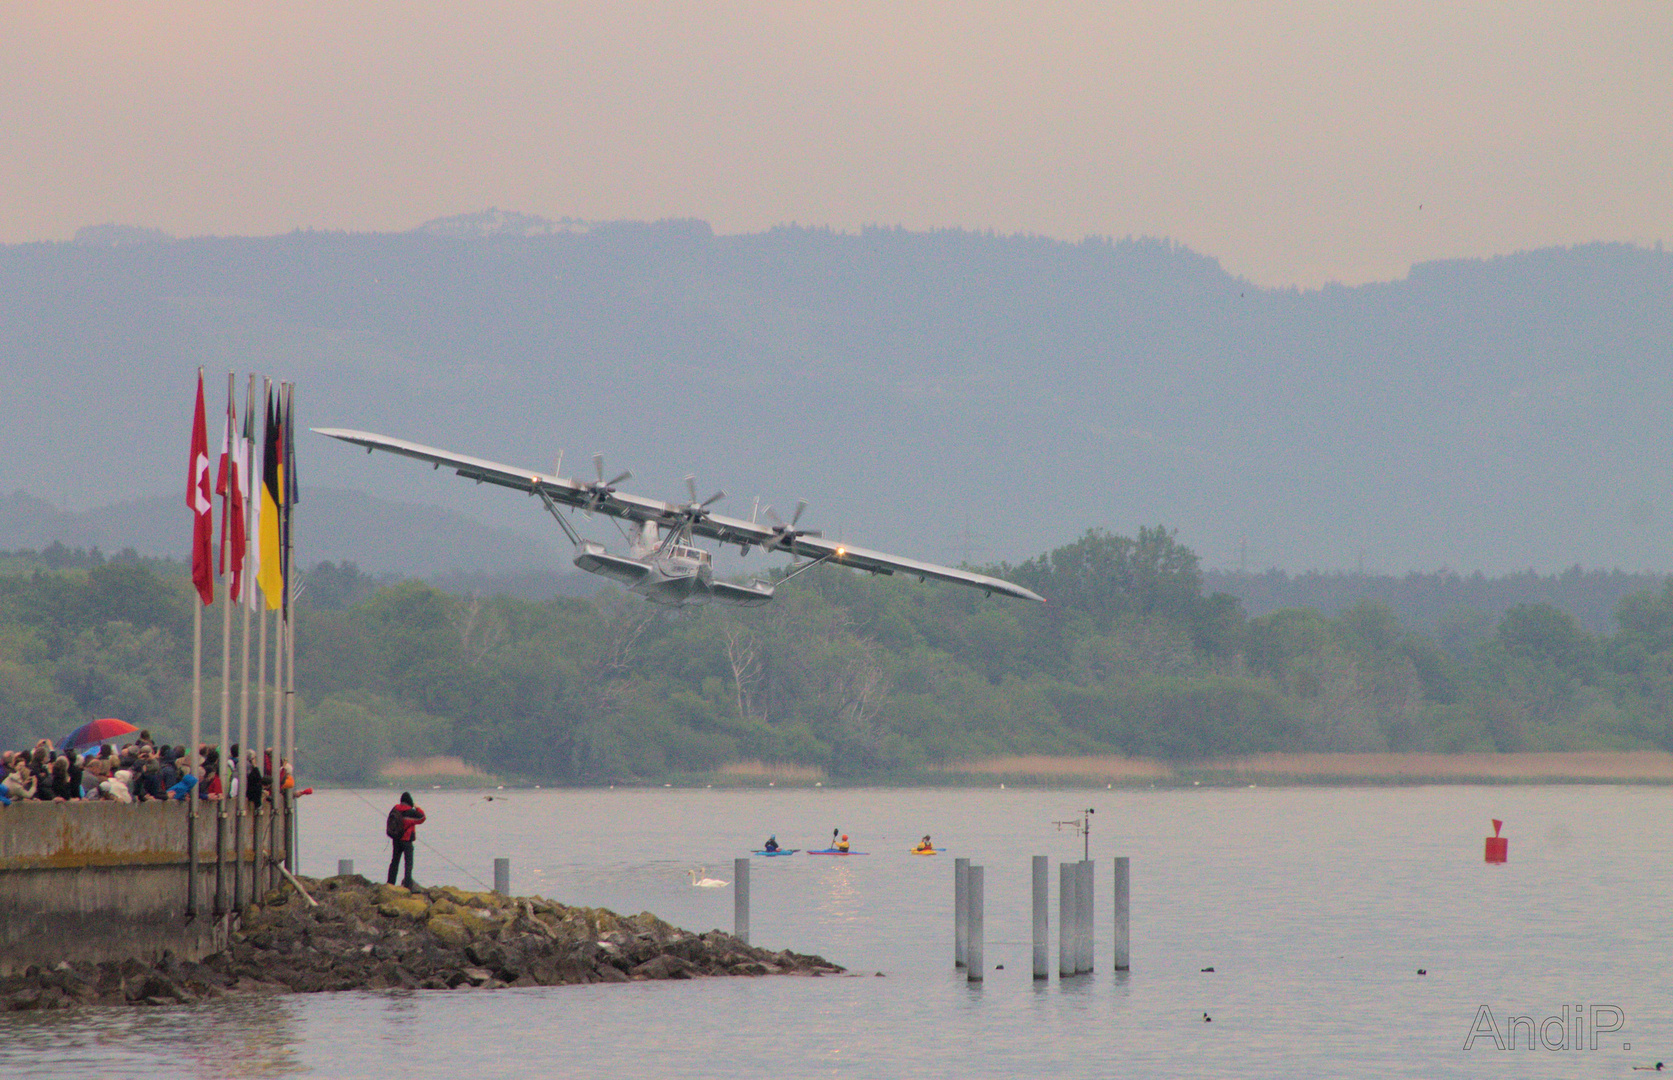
<box><xmin>425</xmin><ymin>914</ymin><xmax>471</xmax><ymax>948</ymax></box>
<box><xmin>130</xmin><ymin>974</ymin><xmax>189</xmax><ymax>1004</ymax></box>
<box><xmin>631</xmin><ymin>955</ymin><xmax>695</xmax><ymax>980</ymax></box>
<box><xmin>5</xmin><ymin>988</ymin><xmax>42</xmax><ymax>1011</ymax></box>
<box><xmin>378</xmin><ymin>896</ymin><xmax>431</xmax><ymax>920</ymax></box>
<box><xmin>18</xmin><ymin>871</ymin><xmax>840</xmax><ymax>1009</ymax></box>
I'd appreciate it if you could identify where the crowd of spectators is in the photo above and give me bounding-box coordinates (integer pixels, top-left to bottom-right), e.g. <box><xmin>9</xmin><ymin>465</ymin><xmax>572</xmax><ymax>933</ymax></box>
<box><xmin>0</xmin><ymin>730</ymin><xmax>288</xmax><ymax>808</ymax></box>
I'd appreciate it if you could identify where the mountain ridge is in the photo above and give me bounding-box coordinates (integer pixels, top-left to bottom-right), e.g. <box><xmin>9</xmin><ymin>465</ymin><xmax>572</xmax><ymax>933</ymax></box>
<box><xmin>2</xmin><ymin>223</ymin><xmax>1665</xmax><ymax>574</ymax></box>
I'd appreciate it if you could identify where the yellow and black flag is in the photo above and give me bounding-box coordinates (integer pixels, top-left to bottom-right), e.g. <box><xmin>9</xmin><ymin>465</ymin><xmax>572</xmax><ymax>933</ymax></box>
<box><xmin>279</xmin><ymin>383</ymin><xmax>300</xmax><ymax>610</ymax></box>
<box><xmin>257</xmin><ymin>386</ymin><xmax>283</xmax><ymax>609</ymax></box>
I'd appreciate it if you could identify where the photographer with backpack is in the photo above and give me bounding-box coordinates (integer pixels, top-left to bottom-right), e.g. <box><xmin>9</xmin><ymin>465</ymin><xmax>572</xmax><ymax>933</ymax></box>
<box><xmin>385</xmin><ymin>791</ymin><xmax>426</xmax><ymax>889</ymax></box>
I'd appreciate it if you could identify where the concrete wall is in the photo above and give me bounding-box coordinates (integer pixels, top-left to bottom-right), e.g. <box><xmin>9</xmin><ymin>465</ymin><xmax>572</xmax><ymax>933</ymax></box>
<box><xmin>0</xmin><ymin>800</ymin><xmax>289</xmax><ymax>974</ymax></box>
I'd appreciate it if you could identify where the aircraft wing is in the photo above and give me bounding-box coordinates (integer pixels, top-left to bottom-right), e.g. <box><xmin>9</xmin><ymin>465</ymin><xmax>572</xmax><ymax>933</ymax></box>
<box><xmin>312</xmin><ymin>427</ymin><xmax>677</xmax><ymax>522</ymax></box>
<box><xmin>684</xmin><ymin>513</ymin><xmax>1046</xmax><ymax>604</ymax></box>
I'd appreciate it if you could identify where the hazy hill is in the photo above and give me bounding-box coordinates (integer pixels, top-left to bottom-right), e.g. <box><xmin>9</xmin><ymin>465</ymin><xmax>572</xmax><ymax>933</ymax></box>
<box><xmin>1</xmin><ymin>221</ymin><xmax>1667</xmax><ymax>575</ymax></box>
<box><xmin>0</xmin><ymin>485</ymin><xmax>569</xmax><ymax>579</ymax></box>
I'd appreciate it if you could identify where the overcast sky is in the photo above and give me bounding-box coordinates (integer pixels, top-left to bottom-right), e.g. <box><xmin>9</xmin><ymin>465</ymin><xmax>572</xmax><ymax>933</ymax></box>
<box><xmin>3</xmin><ymin>3</ymin><xmax>1666</xmax><ymax>287</ymax></box>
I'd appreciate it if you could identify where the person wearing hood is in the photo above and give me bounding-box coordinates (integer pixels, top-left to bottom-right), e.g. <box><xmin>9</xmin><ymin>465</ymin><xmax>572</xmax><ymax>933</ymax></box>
<box><xmin>385</xmin><ymin>791</ymin><xmax>426</xmax><ymax>889</ymax></box>
<box><xmin>166</xmin><ymin>754</ymin><xmax>199</xmax><ymax>801</ymax></box>
<box><xmin>5</xmin><ymin>759</ymin><xmax>37</xmax><ymax>802</ymax></box>
<box><xmin>102</xmin><ymin>770</ymin><xmax>134</xmax><ymax>803</ymax></box>
<box><xmin>199</xmin><ymin>746</ymin><xmax>223</xmax><ymax>800</ymax></box>
<box><xmin>245</xmin><ymin>749</ymin><xmax>265</xmax><ymax>809</ymax></box>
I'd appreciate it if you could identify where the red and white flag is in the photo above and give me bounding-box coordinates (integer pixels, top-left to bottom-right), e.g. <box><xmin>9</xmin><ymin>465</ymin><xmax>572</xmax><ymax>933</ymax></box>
<box><xmin>215</xmin><ymin>377</ymin><xmax>247</xmax><ymax>604</ymax></box>
<box><xmin>188</xmin><ymin>370</ymin><xmax>214</xmax><ymax>605</ymax></box>
<box><xmin>244</xmin><ymin>405</ymin><xmax>261</xmax><ymax>611</ymax></box>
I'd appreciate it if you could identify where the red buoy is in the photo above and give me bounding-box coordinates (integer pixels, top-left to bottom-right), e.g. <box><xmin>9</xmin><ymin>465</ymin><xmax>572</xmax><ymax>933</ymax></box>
<box><xmin>1484</xmin><ymin>818</ymin><xmax>1508</xmax><ymax>864</ymax></box>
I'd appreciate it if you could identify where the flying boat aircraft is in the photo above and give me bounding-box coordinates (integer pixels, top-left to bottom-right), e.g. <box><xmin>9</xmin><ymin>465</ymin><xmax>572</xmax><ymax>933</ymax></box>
<box><xmin>314</xmin><ymin>428</ymin><xmax>1044</xmax><ymax>607</ymax></box>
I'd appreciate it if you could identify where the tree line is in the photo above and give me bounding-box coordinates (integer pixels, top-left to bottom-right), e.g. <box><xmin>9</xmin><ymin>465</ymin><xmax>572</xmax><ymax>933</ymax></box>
<box><xmin>3</xmin><ymin>529</ymin><xmax>1672</xmax><ymax>782</ymax></box>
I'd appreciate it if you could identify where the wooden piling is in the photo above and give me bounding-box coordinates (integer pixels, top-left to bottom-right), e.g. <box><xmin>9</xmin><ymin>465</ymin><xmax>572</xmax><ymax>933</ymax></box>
<box><xmin>494</xmin><ymin>857</ymin><xmax>510</xmax><ymax>896</ymax></box>
<box><xmin>338</xmin><ymin>859</ymin><xmax>354</xmax><ymax>877</ymax></box>
<box><xmin>967</xmin><ymin>865</ymin><xmax>984</xmax><ymax>982</ymax></box>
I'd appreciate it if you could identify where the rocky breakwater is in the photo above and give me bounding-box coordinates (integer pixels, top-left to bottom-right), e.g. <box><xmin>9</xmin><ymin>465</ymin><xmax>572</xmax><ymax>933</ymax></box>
<box><xmin>0</xmin><ymin>874</ymin><xmax>844</xmax><ymax>1009</ymax></box>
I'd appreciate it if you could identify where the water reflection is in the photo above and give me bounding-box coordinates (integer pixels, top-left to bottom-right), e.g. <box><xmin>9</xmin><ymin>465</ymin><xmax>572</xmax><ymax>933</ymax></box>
<box><xmin>0</xmin><ymin>995</ymin><xmax>303</xmax><ymax>1078</ymax></box>
<box><xmin>816</xmin><ymin>862</ymin><xmax>863</xmax><ymax>924</ymax></box>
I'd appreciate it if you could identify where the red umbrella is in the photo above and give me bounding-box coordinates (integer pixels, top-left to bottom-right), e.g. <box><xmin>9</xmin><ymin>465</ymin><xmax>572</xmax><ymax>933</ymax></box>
<box><xmin>62</xmin><ymin>717</ymin><xmax>139</xmax><ymax>752</ymax></box>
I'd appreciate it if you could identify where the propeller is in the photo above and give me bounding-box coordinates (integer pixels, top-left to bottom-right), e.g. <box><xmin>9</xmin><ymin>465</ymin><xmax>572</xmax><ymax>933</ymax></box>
<box><xmin>764</xmin><ymin>499</ymin><xmax>821</xmax><ymax>551</ymax></box>
<box><xmin>582</xmin><ymin>453</ymin><xmax>631</xmax><ymax>515</ymax></box>
<box><xmin>679</xmin><ymin>474</ymin><xmax>725</xmax><ymax>522</ymax></box>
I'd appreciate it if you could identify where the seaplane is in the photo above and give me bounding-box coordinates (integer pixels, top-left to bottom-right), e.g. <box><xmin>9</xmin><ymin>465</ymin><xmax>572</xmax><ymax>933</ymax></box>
<box><xmin>314</xmin><ymin>428</ymin><xmax>1044</xmax><ymax>608</ymax></box>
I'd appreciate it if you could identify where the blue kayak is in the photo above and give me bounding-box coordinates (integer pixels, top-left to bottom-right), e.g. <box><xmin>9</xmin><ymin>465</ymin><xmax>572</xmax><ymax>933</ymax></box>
<box><xmin>807</xmin><ymin>848</ymin><xmax>869</xmax><ymax>855</ymax></box>
<box><xmin>752</xmin><ymin>849</ymin><xmax>799</xmax><ymax>856</ymax></box>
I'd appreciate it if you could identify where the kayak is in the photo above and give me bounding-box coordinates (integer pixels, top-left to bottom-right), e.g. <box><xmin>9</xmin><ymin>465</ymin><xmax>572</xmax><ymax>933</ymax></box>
<box><xmin>752</xmin><ymin>849</ymin><xmax>799</xmax><ymax>856</ymax></box>
<box><xmin>806</xmin><ymin>848</ymin><xmax>868</xmax><ymax>856</ymax></box>
<box><xmin>910</xmin><ymin>848</ymin><xmax>939</xmax><ymax>855</ymax></box>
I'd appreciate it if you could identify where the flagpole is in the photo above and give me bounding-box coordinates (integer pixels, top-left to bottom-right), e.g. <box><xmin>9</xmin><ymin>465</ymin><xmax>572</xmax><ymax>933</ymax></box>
<box><xmin>282</xmin><ymin>380</ymin><xmax>299</xmax><ymax>872</ymax></box>
<box><xmin>270</xmin><ymin>581</ymin><xmax>284</xmax><ymax>883</ymax></box>
<box><xmin>190</xmin><ymin>577</ymin><xmax>201</xmax><ymax>916</ymax></box>
<box><xmin>255</xmin><ymin>376</ymin><xmax>272</xmax><ymax>896</ymax></box>
<box><xmin>254</xmin><ymin>591</ymin><xmax>268</xmax><ymax>896</ymax></box>
<box><xmin>187</xmin><ymin>368</ymin><xmax>206</xmax><ymax>920</ymax></box>
<box><xmin>216</xmin><ymin>371</ymin><xmax>234</xmax><ymax>917</ymax></box>
<box><xmin>236</xmin><ymin>372</ymin><xmax>255</xmax><ymax>909</ymax></box>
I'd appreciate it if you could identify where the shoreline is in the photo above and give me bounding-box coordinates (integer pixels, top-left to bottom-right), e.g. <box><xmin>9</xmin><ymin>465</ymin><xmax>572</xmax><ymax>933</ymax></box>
<box><xmin>930</xmin><ymin>750</ymin><xmax>1673</xmax><ymax>785</ymax></box>
<box><xmin>360</xmin><ymin>750</ymin><xmax>1673</xmax><ymax>790</ymax></box>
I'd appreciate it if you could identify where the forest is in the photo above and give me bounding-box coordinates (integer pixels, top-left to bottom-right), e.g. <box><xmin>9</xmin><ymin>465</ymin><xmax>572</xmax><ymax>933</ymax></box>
<box><xmin>4</xmin><ymin>528</ymin><xmax>1673</xmax><ymax>784</ymax></box>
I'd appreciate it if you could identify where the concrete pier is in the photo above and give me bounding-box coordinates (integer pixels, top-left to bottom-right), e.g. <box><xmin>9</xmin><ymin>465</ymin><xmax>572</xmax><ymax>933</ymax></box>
<box><xmin>966</xmin><ymin>864</ymin><xmax>984</xmax><ymax>982</ymax></box>
<box><xmin>0</xmin><ymin>802</ymin><xmax>238</xmax><ymax>974</ymax></box>
<box><xmin>338</xmin><ymin>859</ymin><xmax>354</xmax><ymax>877</ymax></box>
<box><xmin>494</xmin><ymin>857</ymin><xmax>511</xmax><ymax>896</ymax></box>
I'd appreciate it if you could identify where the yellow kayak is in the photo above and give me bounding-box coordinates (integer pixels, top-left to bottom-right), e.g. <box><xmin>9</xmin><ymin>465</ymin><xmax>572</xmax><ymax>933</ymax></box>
<box><xmin>911</xmin><ymin>847</ymin><xmax>938</xmax><ymax>855</ymax></box>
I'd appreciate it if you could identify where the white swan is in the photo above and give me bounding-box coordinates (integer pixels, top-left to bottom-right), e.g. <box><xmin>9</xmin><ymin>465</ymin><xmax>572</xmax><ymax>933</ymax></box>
<box><xmin>688</xmin><ymin>867</ymin><xmax>728</xmax><ymax>888</ymax></box>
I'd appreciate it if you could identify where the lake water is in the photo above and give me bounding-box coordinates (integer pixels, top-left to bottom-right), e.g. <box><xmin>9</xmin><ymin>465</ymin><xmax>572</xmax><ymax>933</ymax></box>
<box><xmin>4</xmin><ymin>784</ymin><xmax>1670</xmax><ymax>1078</ymax></box>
